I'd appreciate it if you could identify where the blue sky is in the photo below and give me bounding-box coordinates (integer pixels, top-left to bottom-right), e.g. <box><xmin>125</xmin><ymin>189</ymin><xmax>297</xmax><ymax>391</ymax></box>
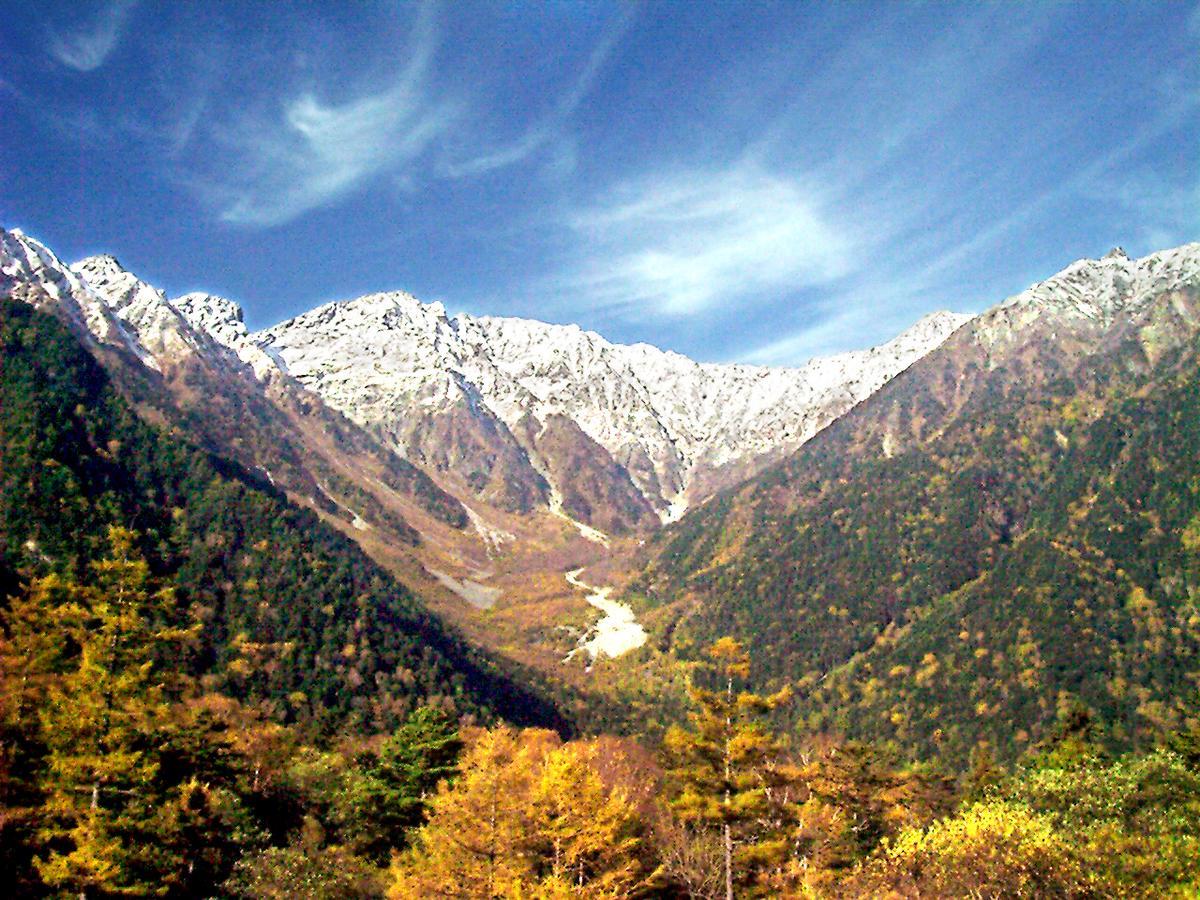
<box><xmin>1</xmin><ymin>1</ymin><xmax>1197</xmax><ymax>364</ymax></box>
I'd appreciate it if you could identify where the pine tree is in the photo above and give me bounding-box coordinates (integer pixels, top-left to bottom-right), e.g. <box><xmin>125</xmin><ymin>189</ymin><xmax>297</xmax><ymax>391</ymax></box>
<box><xmin>526</xmin><ymin>741</ymin><xmax>646</xmax><ymax>895</ymax></box>
<box><xmin>336</xmin><ymin>705</ymin><xmax>463</xmax><ymax>861</ymax></box>
<box><xmin>662</xmin><ymin>638</ymin><xmax>794</xmax><ymax>899</ymax></box>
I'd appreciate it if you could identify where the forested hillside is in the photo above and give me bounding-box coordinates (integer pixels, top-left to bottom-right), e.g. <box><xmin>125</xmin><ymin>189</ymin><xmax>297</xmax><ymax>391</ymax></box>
<box><xmin>634</xmin><ymin>254</ymin><xmax>1200</xmax><ymax>764</ymax></box>
<box><xmin>0</xmin><ymin>299</ymin><xmax>566</xmax><ymax>734</ymax></box>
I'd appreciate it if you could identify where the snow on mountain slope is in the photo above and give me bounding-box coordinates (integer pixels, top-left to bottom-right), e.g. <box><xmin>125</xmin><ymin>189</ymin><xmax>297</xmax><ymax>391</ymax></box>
<box><xmin>251</xmin><ymin>242</ymin><xmax>1200</xmax><ymax>527</ymax></box>
<box><xmin>0</xmin><ymin>236</ymin><xmax>479</xmax><ymax>563</ymax></box>
<box><xmin>12</xmin><ymin>223</ymin><xmax>1197</xmax><ymax>538</ymax></box>
<box><xmin>69</xmin><ymin>255</ymin><xmax>290</xmax><ymax>387</ymax></box>
<box><xmin>2</xmin><ymin>226</ymin><xmax>970</xmax><ymax>528</ymax></box>
<box><xmin>171</xmin><ymin>291</ymin><xmax>287</xmax><ymax>381</ymax></box>
<box><xmin>256</xmin><ymin>293</ymin><xmax>970</xmax><ymax>521</ymax></box>
<box><xmin>972</xmin><ymin>243</ymin><xmax>1200</xmax><ymax>352</ymax></box>
<box><xmin>1</xmin><ymin>229</ymin><xmax>154</xmax><ymax>366</ymax></box>
<box><xmin>71</xmin><ymin>255</ymin><xmax>214</xmax><ymax>365</ymax></box>
<box><xmin>1008</xmin><ymin>244</ymin><xmax>1200</xmax><ymax>321</ymax></box>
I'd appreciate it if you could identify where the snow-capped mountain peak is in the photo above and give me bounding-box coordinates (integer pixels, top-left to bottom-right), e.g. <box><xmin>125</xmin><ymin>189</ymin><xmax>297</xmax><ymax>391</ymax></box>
<box><xmin>253</xmin><ymin>291</ymin><xmax>970</xmax><ymax>520</ymax></box>
<box><xmin>0</xmin><ymin>229</ymin><xmax>154</xmax><ymax>365</ymax></box>
<box><xmin>1004</xmin><ymin>242</ymin><xmax>1200</xmax><ymax>324</ymax></box>
<box><xmin>14</xmin><ymin>222</ymin><xmax>1193</xmax><ymax>536</ymax></box>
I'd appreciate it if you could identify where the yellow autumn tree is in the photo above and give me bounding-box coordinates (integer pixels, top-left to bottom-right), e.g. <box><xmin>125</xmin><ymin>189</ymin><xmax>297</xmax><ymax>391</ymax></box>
<box><xmin>387</xmin><ymin>726</ymin><xmax>650</xmax><ymax>898</ymax></box>
<box><xmin>15</xmin><ymin>528</ymin><xmax>204</xmax><ymax>897</ymax></box>
<box><xmin>662</xmin><ymin>637</ymin><xmax>795</xmax><ymax>899</ymax></box>
<box><xmin>846</xmin><ymin>799</ymin><xmax>1104</xmax><ymax>898</ymax></box>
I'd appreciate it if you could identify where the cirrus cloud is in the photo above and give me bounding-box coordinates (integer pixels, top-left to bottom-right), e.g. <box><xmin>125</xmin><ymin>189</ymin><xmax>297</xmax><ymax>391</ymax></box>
<box><xmin>47</xmin><ymin>0</ymin><xmax>137</xmax><ymax>72</ymax></box>
<box><xmin>191</xmin><ymin>5</ymin><xmax>457</xmax><ymax>227</ymax></box>
<box><xmin>560</xmin><ymin>165</ymin><xmax>853</xmax><ymax>317</ymax></box>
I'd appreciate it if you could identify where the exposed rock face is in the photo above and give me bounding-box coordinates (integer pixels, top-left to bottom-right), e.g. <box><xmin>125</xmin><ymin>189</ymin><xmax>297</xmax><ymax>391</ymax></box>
<box><xmin>834</xmin><ymin>242</ymin><xmax>1200</xmax><ymax>463</ymax></box>
<box><xmin>255</xmin><ymin>294</ymin><xmax>969</xmax><ymax>525</ymax></box>
<box><xmin>71</xmin><ymin>255</ymin><xmax>206</xmax><ymax>365</ymax></box>
<box><xmin>1</xmin><ymin>223</ymin><xmax>976</xmax><ymax>535</ymax></box>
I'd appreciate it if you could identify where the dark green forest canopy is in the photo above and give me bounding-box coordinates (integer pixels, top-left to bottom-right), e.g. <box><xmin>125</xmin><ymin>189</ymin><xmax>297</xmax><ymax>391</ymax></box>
<box><xmin>0</xmin><ymin>299</ymin><xmax>567</xmax><ymax>735</ymax></box>
<box><xmin>635</xmin><ymin>293</ymin><xmax>1200</xmax><ymax>764</ymax></box>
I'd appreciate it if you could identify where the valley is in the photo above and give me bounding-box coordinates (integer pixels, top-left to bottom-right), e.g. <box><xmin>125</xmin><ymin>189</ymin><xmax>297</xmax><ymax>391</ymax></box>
<box><xmin>5</xmin><ymin>4</ymin><xmax>1198</xmax><ymax>893</ymax></box>
<box><xmin>4</xmin><ymin>224</ymin><xmax>1200</xmax><ymax>896</ymax></box>
<box><xmin>7</xmin><ymin>226</ymin><xmax>1200</xmax><ymax>739</ymax></box>
<box><xmin>0</xmin><ymin>225</ymin><xmax>971</xmax><ymax>692</ymax></box>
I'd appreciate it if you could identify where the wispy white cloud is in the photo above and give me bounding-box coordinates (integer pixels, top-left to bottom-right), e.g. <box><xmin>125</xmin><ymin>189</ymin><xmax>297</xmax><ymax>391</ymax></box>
<box><xmin>47</xmin><ymin>0</ymin><xmax>137</xmax><ymax>72</ymax></box>
<box><xmin>442</xmin><ymin>4</ymin><xmax>638</xmax><ymax>178</ymax></box>
<box><xmin>743</xmin><ymin>137</ymin><xmax>1200</xmax><ymax>367</ymax></box>
<box><xmin>559</xmin><ymin>164</ymin><xmax>853</xmax><ymax>317</ymax></box>
<box><xmin>746</xmin><ymin>5</ymin><xmax>1060</xmax><ymax>187</ymax></box>
<box><xmin>1097</xmin><ymin>169</ymin><xmax>1200</xmax><ymax>252</ymax></box>
<box><xmin>531</xmin><ymin>5</ymin><xmax>1060</xmax><ymax>340</ymax></box>
<box><xmin>196</xmin><ymin>5</ymin><xmax>456</xmax><ymax>227</ymax></box>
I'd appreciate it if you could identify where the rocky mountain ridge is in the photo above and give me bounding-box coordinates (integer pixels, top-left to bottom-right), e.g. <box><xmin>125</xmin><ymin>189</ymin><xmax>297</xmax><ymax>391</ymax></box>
<box><xmin>252</xmin><ymin>291</ymin><xmax>970</xmax><ymax>527</ymax></box>
<box><xmin>0</xmin><ymin>229</ymin><xmax>152</xmax><ymax>367</ymax></box>
<box><xmin>9</xmin><ymin>225</ymin><xmax>1196</xmax><ymax>546</ymax></box>
<box><xmin>9</xmin><ymin>222</ymin><xmax>970</xmax><ymax>534</ymax></box>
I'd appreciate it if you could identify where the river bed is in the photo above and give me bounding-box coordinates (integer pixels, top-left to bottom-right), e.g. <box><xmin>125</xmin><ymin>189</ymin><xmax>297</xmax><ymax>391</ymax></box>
<box><xmin>562</xmin><ymin>568</ymin><xmax>647</xmax><ymax>662</ymax></box>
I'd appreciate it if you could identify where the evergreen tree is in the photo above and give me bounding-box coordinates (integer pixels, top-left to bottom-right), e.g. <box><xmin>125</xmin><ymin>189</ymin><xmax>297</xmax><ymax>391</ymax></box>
<box><xmin>335</xmin><ymin>705</ymin><xmax>463</xmax><ymax>861</ymax></box>
<box><xmin>26</xmin><ymin>527</ymin><xmax>199</xmax><ymax>896</ymax></box>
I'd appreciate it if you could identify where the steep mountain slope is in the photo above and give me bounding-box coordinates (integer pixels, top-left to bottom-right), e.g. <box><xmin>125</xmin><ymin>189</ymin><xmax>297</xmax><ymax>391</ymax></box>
<box><xmin>71</xmin><ymin>251</ymin><xmax>470</xmax><ymax>538</ymax></box>
<box><xmin>255</xmin><ymin>294</ymin><xmax>967</xmax><ymax>529</ymax></box>
<box><xmin>2</xmin><ymin>229</ymin><xmax>477</xmax><ymax>567</ymax></box>
<box><xmin>0</xmin><ymin>298</ymin><xmax>568</xmax><ymax>732</ymax></box>
<box><xmin>5</xmin><ymin>225</ymin><xmax>967</xmax><ymax>545</ymax></box>
<box><xmin>632</xmin><ymin>243</ymin><xmax>1200</xmax><ymax>762</ymax></box>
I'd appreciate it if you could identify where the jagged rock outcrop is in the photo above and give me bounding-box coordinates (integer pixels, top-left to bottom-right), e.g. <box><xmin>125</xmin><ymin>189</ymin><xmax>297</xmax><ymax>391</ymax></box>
<box><xmin>254</xmin><ymin>293</ymin><xmax>969</xmax><ymax>526</ymax></box>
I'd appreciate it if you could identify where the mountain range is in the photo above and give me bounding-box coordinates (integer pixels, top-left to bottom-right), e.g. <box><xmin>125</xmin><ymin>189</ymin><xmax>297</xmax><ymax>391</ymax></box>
<box><xmin>4</xmin><ymin>223</ymin><xmax>1200</xmax><ymax>760</ymax></box>
<box><xmin>3</xmin><ymin>227</ymin><xmax>967</xmax><ymax>535</ymax></box>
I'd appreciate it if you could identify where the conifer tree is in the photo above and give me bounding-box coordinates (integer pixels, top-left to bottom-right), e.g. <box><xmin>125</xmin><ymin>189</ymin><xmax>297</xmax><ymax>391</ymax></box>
<box><xmin>336</xmin><ymin>705</ymin><xmax>463</xmax><ymax>861</ymax></box>
<box><xmin>27</xmin><ymin>527</ymin><xmax>198</xmax><ymax>897</ymax></box>
<box><xmin>1</xmin><ymin>572</ymin><xmax>83</xmax><ymax>894</ymax></box>
<box><xmin>526</xmin><ymin>741</ymin><xmax>646</xmax><ymax>895</ymax></box>
<box><xmin>388</xmin><ymin>727</ymin><xmax>649</xmax><ymax>898</ymax></box>
<box><xmin>662</xmin><ymin>638</ymin><xmax>794</xmax><ymax>899</ymax></box>
<box><xmin>389</xmin><ymin>726</ymin><xmax>548</xmax><ymax>897</ymax></box>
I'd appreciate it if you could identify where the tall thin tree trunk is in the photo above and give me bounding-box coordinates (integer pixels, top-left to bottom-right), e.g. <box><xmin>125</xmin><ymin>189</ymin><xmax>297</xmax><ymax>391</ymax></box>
<box><xmin>724</xmin><ymin>821</ymin><xmax>733</xmax><ymax>900</ymax></box>
<box><xmin>725</xmin><ymin>670</ymin><xmax>734</xmax><ymax>900</ymax></box>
